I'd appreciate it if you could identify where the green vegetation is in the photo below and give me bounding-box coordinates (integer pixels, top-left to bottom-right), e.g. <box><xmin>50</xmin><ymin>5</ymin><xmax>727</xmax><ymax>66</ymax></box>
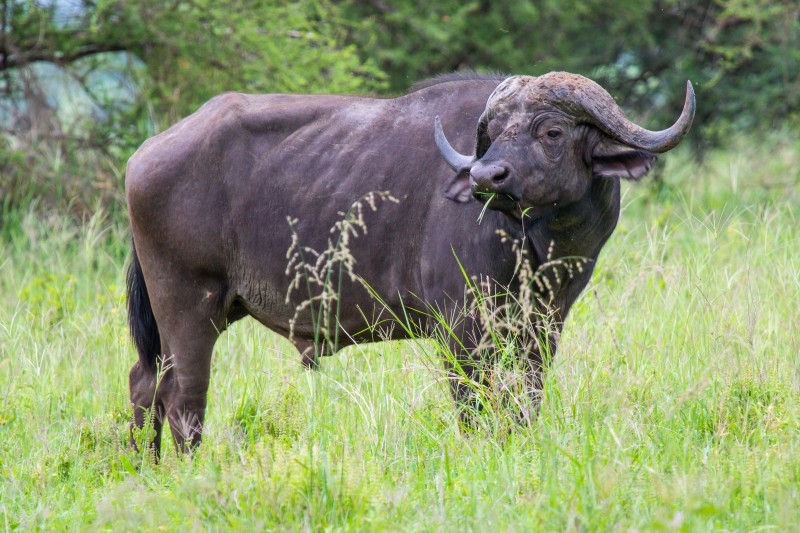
<box><xmin>1</xmin><ymin>1</ymin><xmax>799</xmax><ymax>530</ymax></box>
<box><xmin>1</xmin><ymin>134</ymin><xmax>799</xmax><ymax>529</ymax></box>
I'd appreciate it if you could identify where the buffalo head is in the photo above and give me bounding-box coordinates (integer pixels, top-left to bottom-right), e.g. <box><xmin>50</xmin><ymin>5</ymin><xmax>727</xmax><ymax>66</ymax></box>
<box><xmin>435</xmin><ymin>72</ymin><xmax>695</xmax><ymax>216</ymax></box>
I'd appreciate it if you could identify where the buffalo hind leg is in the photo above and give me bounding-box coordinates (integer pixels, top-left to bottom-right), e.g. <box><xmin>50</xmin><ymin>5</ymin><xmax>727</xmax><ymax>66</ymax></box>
<box><xmin>157</xmin><ymin>320</ymin><xmax>220</xmax><ymax>456</ymax></box>
<box><xmin>129</xmin><ymin>359</ymin><xmax>165</xmax><ymax>459</ymax></box>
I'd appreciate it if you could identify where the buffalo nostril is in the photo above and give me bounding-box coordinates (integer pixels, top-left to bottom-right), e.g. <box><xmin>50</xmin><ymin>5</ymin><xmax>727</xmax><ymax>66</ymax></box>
<box><xmin>470</xmin><ymin>164</ymin><xmax>508</xmax><ymax>185</ymax></box>
<box><xmin>491</xmin><ymin>169</ymin><xmax>508</xmax><ymax>183</ymax></box>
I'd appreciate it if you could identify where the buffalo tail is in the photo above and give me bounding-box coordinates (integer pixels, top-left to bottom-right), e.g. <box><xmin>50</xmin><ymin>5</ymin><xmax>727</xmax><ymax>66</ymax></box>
<box><xmin>126</xmin><ymin>241</ymin><xmax>161</xmax><ymax>371</ymax></box>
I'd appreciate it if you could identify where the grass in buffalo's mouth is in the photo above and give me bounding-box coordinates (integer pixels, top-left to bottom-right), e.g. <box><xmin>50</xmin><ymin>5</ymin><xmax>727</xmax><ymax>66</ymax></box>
<box><xmin>476</xmin><ymin>192</ymin><xmax>521</xmax><ymax>224</ymax></box>
<box><xmin>476</xmin><ymin>192</ymin><xmax>496</xmax><ymax>223</ymax></box>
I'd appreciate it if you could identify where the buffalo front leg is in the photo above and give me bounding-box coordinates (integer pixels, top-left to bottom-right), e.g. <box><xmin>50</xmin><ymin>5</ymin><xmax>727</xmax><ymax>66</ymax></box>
<box><xmin>443</xmin><ymin>321</ymin><xmax>562</xmax><ymax>427</ymax></box>
<box><xmin>442</xmin><ymin>344</ymin><xmax>486</xmax><ymax>427</ymax></box>
<box><xmin>515</xmin><ymin>320</ymin><xmax>563</xmax><ymax>422</ymax></box>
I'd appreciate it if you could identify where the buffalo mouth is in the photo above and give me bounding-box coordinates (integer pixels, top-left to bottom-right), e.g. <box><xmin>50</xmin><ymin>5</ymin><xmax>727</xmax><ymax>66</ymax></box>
<box><xmin>473</xmin><ymin>189</ymin><xmax>522</xmax><ymax>218</ymax></box>
<box><xmin>470</xmin><ymin>175</ymin><xmax>519</xmax><ymax>205</ymax></box>
<box><xmin>474</xmin><ymin>189</ymin><xmax>557</xmax><ymax>222</ymax></box>
<box><xmin>473</xmin><ymin>189</ymin><xmax>518</xmax><ymax>206</ymax></box>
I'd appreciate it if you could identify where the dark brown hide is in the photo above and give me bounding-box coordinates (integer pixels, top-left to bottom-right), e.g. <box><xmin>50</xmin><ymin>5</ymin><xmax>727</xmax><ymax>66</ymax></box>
<box><xmin>126</xmin><ymin>72</ymin><xmax>693</xmax><ymax>456</ymax></box>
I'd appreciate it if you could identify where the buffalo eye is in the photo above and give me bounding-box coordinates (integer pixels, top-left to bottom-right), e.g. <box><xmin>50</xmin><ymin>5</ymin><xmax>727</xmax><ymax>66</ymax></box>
<box><xmin>546</xmin><ymin>130</ymin><xmax>561</xmax><ymax>139</ymax></box>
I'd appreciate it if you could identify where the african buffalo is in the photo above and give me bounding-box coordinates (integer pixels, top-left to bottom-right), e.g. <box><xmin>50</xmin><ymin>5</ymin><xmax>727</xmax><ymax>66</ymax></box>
<box><xmin>126</xmin><ymin>71</ymin><xmax>694</xmax><ymax>455</ymax></box>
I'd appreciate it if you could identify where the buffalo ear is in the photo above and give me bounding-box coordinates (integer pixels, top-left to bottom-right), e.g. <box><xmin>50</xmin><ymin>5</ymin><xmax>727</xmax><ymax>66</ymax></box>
<box><xmin>591</xmin><ymin>139</ymin><xmax>657</xmax><ymax>180</ymax></box>
<box><xmin>443</xmin><ymin>169</ymin><xmax>473</xmax><ymax>203</ymax></box>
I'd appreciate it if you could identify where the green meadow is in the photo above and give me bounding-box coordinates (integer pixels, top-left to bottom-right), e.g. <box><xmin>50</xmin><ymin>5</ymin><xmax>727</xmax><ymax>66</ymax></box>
<box><xmin>1</xmin><ymin>133</ymin><xmax>799</xmax><ymax>531</ymax></box>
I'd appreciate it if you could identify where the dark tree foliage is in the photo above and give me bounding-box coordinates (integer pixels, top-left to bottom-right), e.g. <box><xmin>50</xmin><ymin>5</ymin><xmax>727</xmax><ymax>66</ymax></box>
<box><xmin>340</xmin><ymin>0</ymin><xmax>799</xmax><ymax>144</ymax></box>
<box><xmin>0</xmin><ymin>0</ymin><xmax>797</xmax><ymax>220</ymax></box>
<box><xmin>0</xmin><ymin>0</ymin><xmax>384</xmax><ymax>220</ymax></box>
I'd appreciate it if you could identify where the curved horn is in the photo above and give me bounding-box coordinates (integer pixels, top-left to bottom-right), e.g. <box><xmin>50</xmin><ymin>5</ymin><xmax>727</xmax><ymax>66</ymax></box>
<box><xmin>581</xmin><ymin>81</ymin><xmax>695</xmax><ymax>153</ymax></box>
<box><xmin>434</xmin><ymin>116</ymin><xmax>475</xmax><ymax>171</ymax></box>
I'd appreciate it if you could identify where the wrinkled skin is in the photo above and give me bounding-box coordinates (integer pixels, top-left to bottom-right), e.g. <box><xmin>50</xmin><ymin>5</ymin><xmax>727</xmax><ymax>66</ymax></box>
<box><xmin>126</xmin><ymin>72</ymin><xmax>693</xmax><ymax>457</ymax></box>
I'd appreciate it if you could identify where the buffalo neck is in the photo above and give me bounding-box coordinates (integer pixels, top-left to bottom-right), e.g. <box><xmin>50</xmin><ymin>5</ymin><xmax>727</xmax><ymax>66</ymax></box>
<box><xmin>523</xmin><ymin>176</ymin><xmax>621</xmax><ymax>268</ymax></box>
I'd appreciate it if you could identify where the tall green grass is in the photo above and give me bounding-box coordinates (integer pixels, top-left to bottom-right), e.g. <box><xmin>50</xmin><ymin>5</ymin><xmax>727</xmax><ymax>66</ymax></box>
<box><xmin>0</xmin><ymin>134</ymin><xmax>798</xmax><ymax>530</ymax></box>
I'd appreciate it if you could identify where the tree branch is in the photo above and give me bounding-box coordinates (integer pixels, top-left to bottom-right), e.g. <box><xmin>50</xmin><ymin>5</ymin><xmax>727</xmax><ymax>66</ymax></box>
<box><xmin>0</xmin><ymin>43</ymin><xmax>131</xmax><ymax>71</ymax></box>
